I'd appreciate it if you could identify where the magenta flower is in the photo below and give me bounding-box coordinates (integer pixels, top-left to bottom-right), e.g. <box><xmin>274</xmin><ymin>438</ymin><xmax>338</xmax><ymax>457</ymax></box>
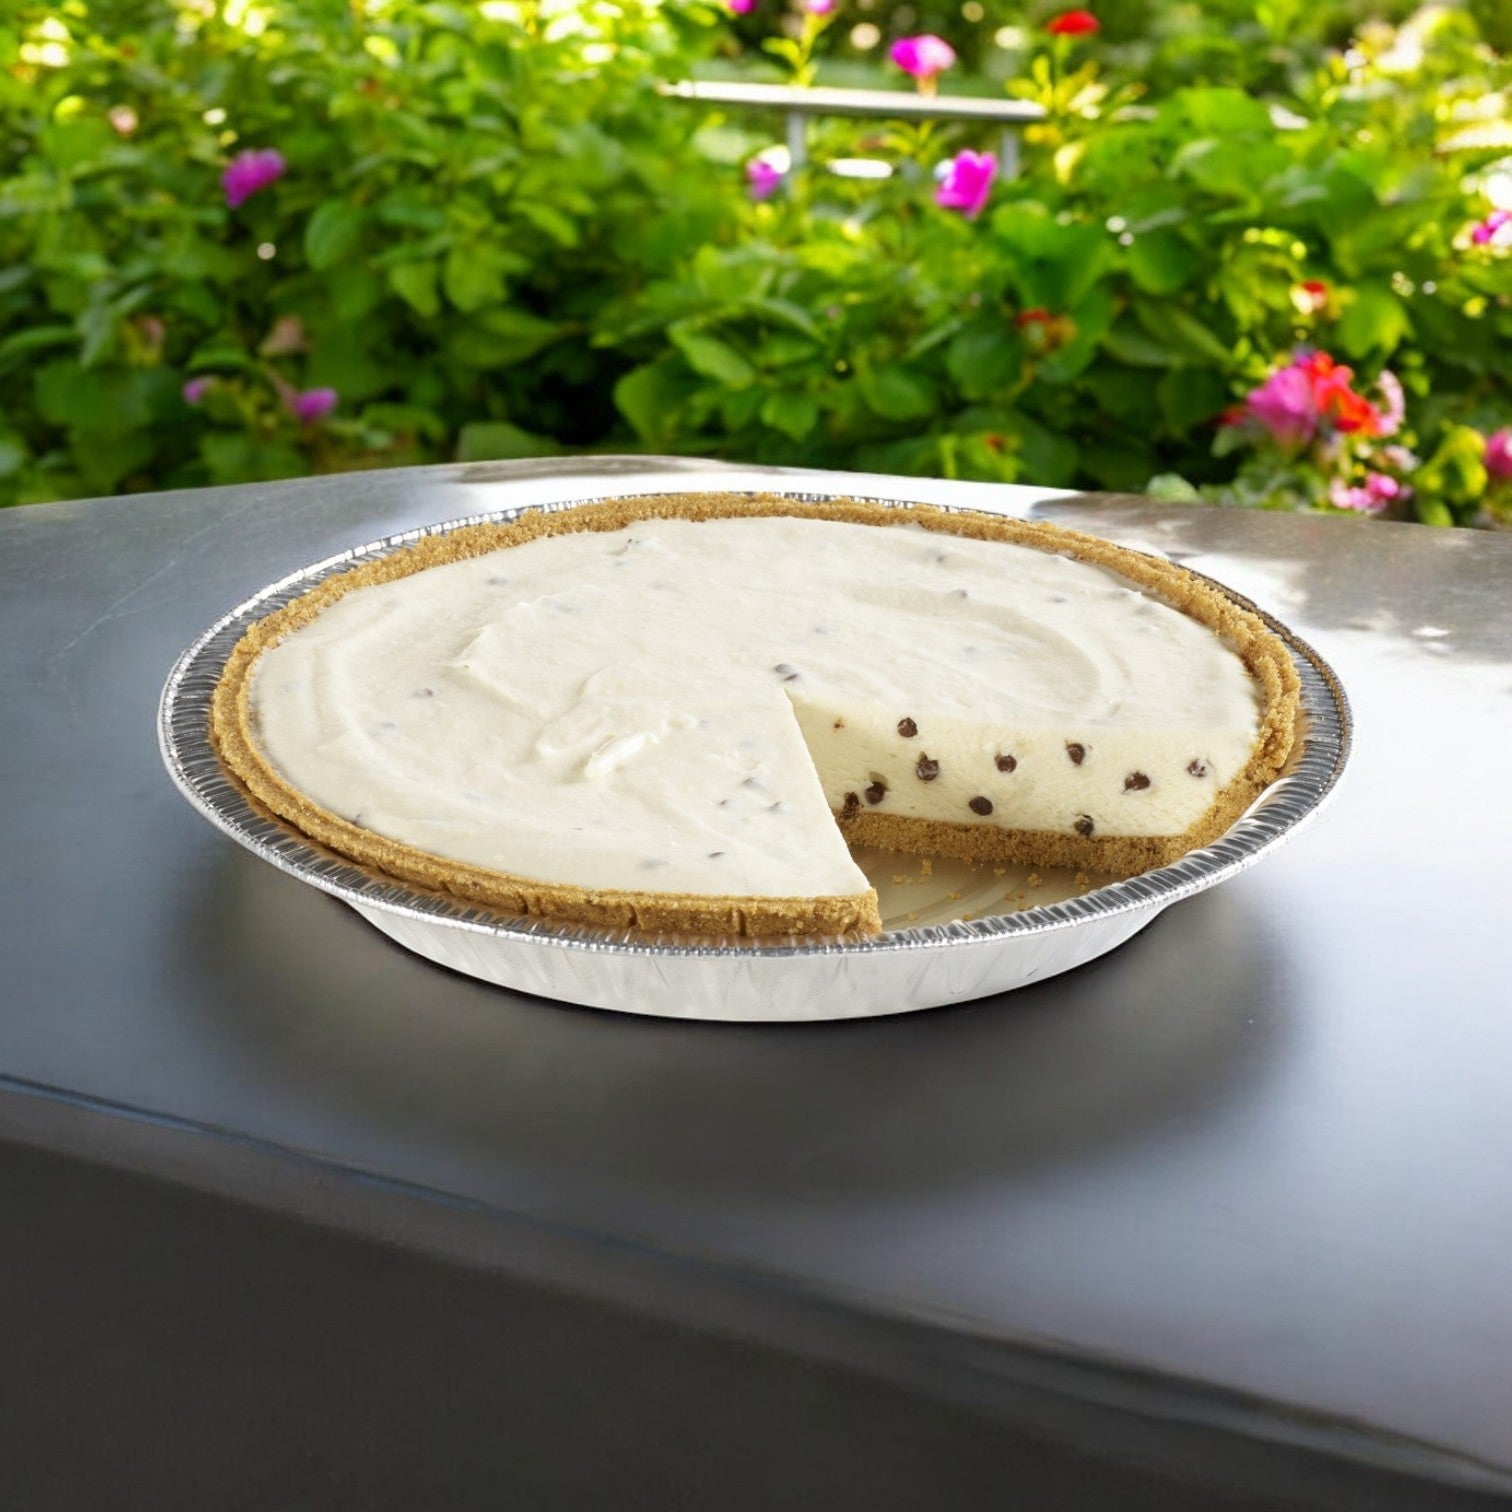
<box><xmin>890</xmin><ymin>34</ymin><xmax>956</xmax><ymax>81</ymax></box>
<box><xmin>806</xmin><ymin>0</ymin><xmax>836</xmax><ymax>12</ymax></box>
<box><xmin>1486</xmin><ymin>428</ymin><xmax>1512</xmax><ymax>480</ymax></box>
<box><xmin>182</xmin><ymin>376</ymin><xmax>213</xmax><ymax>406</ymax></box>
<box><xmin>934</xmin><ymin>150</ymin><xmax>997</xmax><ymax>220</ymax></box>
<box><xmin>1470</xmin><ymin>209</ymin><xmax>1511</xmax><ymax>247</ymax></box>
<box><xmin>222</xmin><ymin>148</ymin><xmax>286</xmax><ymax>209</ymax></box>
<box><xmin>727</xmin><ymin>0</ymin><xmax>755</xmax><ymax>12</ymax></box>
<box><xmin>746</xmin><ymin>158</ymin><xmax>785</xmax><ymax>201</ymax></box>
<box><xmin>1243</xmin><ymin>363</ymin><xmax>1318</xmax><ymax>449</ymax></box>
<box><xmin>285</xmin><ymin>387</ymin><xmax>338</xmax><ymax>424</ymax></box>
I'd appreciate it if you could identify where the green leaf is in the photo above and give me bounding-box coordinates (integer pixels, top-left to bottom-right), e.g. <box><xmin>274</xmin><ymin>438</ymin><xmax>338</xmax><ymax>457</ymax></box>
<box><xmin>1011</xmin><ymin>415</ymin><xmax>1079</xmax><ymax>487</ymax></box>
<box><xmin>456</xmin><ymin>421</ymin><xmax>561</xmax><ymax>461</ymax></box>
<box><xmin>0</xmin><ymin>434</ymin><xmax>27</xmax><ymax>478</ymax></box>
<box><xmin>516</xmin><ymin>201</ymin><xmax>581</xmax><ymax>248</ymax></box>
<box><xmin>1102</xmin><ymin>320</ymin><xmax>1177</xmax><ymax>368</ymax></box>
<box><xmin>1337</xmin><ymin>281</ymin><xmax>1411</xmax><ymax>359</ymax></box>
<box><xmin>670</xmin><ymin>327</ymin><xmax>755</xmax><ymax>388</ymax></box>
<box><xmin>857</xmin><ymin>365</ymin><xmax>933</xmax><ymax>422</ymax></box>
<box><xmin>945</xmin><ymin>318</ymin><xmax>1023</xmax><ymax>401</ymax></box>
<box><xmin>450</xmin><ymin>307</ymin><xmax>563</xmax><ymax>368</ymax></box>
<box><xmin>1158</xmin><ymin>367</ymin><xmax>1231</xmax><ymax>431</ymax></box>
<box><xmin>990</xmin><ymin>206</ymin><xmax>1113</xmax><ymax>309</ymax></box>
<box><xmin>614</xmin><ymin>362</ymin><xmax>681</xmax><ymax>444</ymax></box>
<box><xmin>1175</xmin><ymin>87</ymin><xmax>1275</xmax><ymax>135</ymax></box>
<box><xmin>741</xmin><ymin>297</ymin><xmax>819</xmax><ymax>340</ymax></box>
<box><xmin>304</xmin><ymin>201</ymin><xmax>365</xmax><ymax>271</ymax></box>
<box><xmin>0</xmin><ymin>325</ymin><xmax>75</xmax><ymax>374</ymax></box>
<box><xmin>442</xmin><ymin>245</ymin><xmax>506</xmax><ymax>312</ymax></box>
<box><xmin>34</xmin><ymin>362</ymin><xmax>154</xmax><ymax>433</ymax></box>
<box><xmin>388</xmin><ymin>262</ymin><xmax>441</xmax><ymax>319</ymax></box>
<box><xmin>1132</xmin><ymin>299</ymin><xmax>1231</xmax><ymax>366</ymax></box>
<box><xmin>754</xmin><ymin>332</ymin><xmax>818</xmax><ymax>370</ymax></box>
<box><xmin>71</xmin><ymin>429</ymin><xmax>154</xmax><ymax>494</ymax></box>
<box><xmin>720</xmin><ymin>386</ymin><xmax>765</xmax><ymax>430</ymax></box>
<box><xmin>1127</xmin><ymin>231</ymin><xmax>1201</xmax><ymax>295</ymax></box>
<box><xmin>760</xmin><ymin>390</ymin><xmax>819</xmax><ymax>441</ymax></box>
<box><xmin>1169</xmin><ymin>138</ymin><xmax>1287</xmax><ymax>199</ymax></box>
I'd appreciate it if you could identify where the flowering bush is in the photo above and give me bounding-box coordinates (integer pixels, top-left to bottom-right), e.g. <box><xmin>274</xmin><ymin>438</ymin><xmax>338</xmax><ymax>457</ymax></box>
<box><xmin>607</xmin><ymin>1</ymin><xmax>1510</xmax><ymax>524</ymax></box>
<box><xmin>0</xmin><ymin>0</ymin><xmax>729</xmax><ymax>503</ymax></box>
<box><xmin>0</xmin><ymin>0</ymin><xmax>1508</xmax><ymax>525</ymax></box>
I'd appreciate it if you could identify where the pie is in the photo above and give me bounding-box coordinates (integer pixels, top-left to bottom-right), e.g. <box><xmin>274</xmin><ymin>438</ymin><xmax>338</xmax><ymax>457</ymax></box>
<box><xmin>210</xmin><ymin>492</ymin><xmax>1301</xmax><ymax>937</ymax></box>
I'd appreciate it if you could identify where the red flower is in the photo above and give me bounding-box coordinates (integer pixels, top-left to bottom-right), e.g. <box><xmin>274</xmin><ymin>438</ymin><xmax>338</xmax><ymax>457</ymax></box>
<box><xmin>1046</xmin><ymin>10</ymin><xmax>1100</xmax><ymax>36</ymax></box>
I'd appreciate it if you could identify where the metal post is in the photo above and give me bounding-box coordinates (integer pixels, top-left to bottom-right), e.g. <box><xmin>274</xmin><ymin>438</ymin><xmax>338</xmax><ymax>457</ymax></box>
<box><xmin>999</xmin><ymin>127</ymin><xmax>1020</xmax><ymax>180</ymax></box>
<box><xmin>786</xmin><ymin>110</ymin><xmax>807</xmax><ymax>172</ymax></box>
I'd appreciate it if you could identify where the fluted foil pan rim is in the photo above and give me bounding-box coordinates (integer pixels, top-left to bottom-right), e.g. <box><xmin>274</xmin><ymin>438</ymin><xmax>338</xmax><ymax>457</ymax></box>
<box><xmin>158</xmin><ymin>489</ymin><xmax>1350</xmax><ymax>962</ymax></box>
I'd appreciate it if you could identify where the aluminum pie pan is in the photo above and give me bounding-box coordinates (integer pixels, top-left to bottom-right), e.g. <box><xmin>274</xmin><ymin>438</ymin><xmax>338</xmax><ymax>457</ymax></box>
<box><xmin>158</xmin><ymin>488</ymin><xmax>1351</xmax><ymax>1021</ymax></box>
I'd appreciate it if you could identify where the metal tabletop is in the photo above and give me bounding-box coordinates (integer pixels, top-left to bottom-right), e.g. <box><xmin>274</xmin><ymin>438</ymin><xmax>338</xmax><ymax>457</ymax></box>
<box><xmin>4</xmin><ymin>457</ymin><xmax>1511</xmax><ymax>1509</ymax></box>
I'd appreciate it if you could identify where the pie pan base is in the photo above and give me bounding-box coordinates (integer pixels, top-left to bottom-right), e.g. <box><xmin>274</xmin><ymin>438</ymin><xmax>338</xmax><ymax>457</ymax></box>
<box><xmin>159</xmin><ymin>490</ymin><xmax>1350</xmax><ymax>1022</ymax></box>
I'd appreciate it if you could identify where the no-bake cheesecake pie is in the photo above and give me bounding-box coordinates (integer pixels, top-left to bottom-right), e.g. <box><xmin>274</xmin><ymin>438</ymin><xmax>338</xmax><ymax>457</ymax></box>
<box><xmin>210</xmin><ymin>492</ymin><xmax>1300</xmax><ymax>937</ymax></box>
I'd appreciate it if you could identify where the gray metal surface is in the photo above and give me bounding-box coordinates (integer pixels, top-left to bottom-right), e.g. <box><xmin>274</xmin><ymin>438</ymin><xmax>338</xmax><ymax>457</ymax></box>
<box><xmin>157</xmin><ymin>485</ymin><xmax>1349</xmax><ymax>1020</ymax></box>
<box><xmin>4</xmin><ymin>458</ymin><xmax>1512</xmax><ymax>1501</ymax></box>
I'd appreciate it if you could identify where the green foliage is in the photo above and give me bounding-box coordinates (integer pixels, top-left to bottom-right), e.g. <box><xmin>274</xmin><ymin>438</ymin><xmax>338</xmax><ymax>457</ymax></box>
<box><xmin>0</xmin><ymin>0</ymin><xmax>726</xmax><ymax>503</ymax></box>
<box><xmin>0</xmin><ymin>0</ymin><xmax>1508</xmax><ymax>524</ymax></box>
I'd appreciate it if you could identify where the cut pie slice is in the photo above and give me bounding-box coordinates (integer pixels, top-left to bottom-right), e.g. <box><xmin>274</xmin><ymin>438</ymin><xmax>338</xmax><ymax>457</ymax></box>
<box><xmin>211</xmin><ymin>493</ymin><xmax>1300</xmax><ymax>937</ymax></box>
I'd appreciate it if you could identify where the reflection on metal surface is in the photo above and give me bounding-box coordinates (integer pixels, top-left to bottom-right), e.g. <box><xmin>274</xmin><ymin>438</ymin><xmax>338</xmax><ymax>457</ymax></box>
<box><xmin>159</xmin><ymin>489</ymin><xmax>1351</xmax><ymax>1020</ymax></box>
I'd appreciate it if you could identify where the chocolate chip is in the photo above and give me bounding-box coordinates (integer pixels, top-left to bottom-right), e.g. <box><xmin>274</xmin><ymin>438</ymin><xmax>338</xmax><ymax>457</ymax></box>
<box><xmin>841</xmin><ymin>791</ymin><xmax>861</xmax><ymax>818</ymax></box>
<box><xmin>898</xmin><ymin>717</ymin><xmax>918</xmax><ymax>738</ymax></box>
<box><xmin>773</xmin><ymin>662</ymin><xmax>799</xmax><ymax>681</ymax></box>
<box><xmin>968</xmin><ymin>796</ymin><xmax>993</xmax><ymax>816</ymax></box>
<box><xmin>1124</xmin><ymin>771</ymin><xmax>1151</xmax><ymax>791</ymax></box>
<box><xmin>995</xmin><ymin>753</ymin><xmax>1018</xmax><ymax>773</ymax></box>
<box><xmin>1066</xmin><ymin>742</ymin><xmax>1086</xmax><ymax>765</ymax></box>
<box><xmin>915</xmin><ymin>754</ymin><xmax>941</xmax><ymax>782</ymax></box>
<box><xmin>865</xmin><ymin>781</ymin><xmax>887</xmax><ymax>805</ymax></box>
<box><xmin>1074</xmin><ymin>815</ymin><xmax>1095</xmax><ymax>837</ymax></box>
<box><xmin>1187</xmin><ymin>759</ymin><xmax>1209</xmax><ymax>777</ymax></box>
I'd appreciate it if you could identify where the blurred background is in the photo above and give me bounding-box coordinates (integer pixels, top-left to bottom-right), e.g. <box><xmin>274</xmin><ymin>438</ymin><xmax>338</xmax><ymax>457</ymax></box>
<box><xmin>1</xmin><ymin>0</ymin><xmax>1507</xmax><ymax>522</ymax></box>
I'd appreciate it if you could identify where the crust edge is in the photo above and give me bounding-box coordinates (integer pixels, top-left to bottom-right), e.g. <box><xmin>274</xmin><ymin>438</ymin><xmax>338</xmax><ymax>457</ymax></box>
<box><xmin>209</xmin><ymin>491</ymin><xmax>1301</xmax><ymax>939</ymax></box>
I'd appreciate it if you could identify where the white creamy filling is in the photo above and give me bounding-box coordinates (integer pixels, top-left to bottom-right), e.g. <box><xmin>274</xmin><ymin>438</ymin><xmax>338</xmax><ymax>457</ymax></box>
<box><xmin>250</xmin><ymin>515</ymin><xmax>1263</xmax><ymax>898</ymax></box>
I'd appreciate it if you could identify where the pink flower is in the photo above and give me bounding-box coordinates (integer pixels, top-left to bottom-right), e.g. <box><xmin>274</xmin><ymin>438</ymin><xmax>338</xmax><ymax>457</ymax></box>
<box><xmin>746</xmin><ymin>158</ymin><xmax>785</xmax><ymax>201</ymax></box>
<box><xmin>285</xmin><ymin>387</ymin><xmax>338</xmax><ymax>424</ymax></box>
<box><xmin>890</xmin><ymin>34</ymin><xmax>956</xmax><ymax>81</ymax></box>
<box><xmin>1375</xmin><ymin>368</ymin><xmax>1404</xmax><ymax>437</ymax></box>
<box><xmin>222</xmin><ymin>148</ymin><xmax>286</xmax><ymax>209</ymax></box>
<box><xmin>727</xmin><ymin>0</ymin><xmax>755</xmax><ymax>12</ymax></box>
<box><xmin>182</xmin><ymin>376</ymin><xmax>213</xmax><ymax>406</ymax></box>
<box><xmin>1243</xmin><ymin>350</ymin><xmax>1390</xmax><ymax>448</ymax></box>
<box><xmin>1470</xmin><ymin>209</ymin><xmax>1511</xmax><ymax>247</ymax></box>
<box><xmin>1244</xmin><ymin>363</ymin><xmax>1319</xmax><ymax>448</ymax></box>
<box><xmin>1486</xmin><ymin>428</ymin><xmax>1512</xmax><ymax>480</ymax></box>
<box><xmin>1046</xmin><ymin>9</ymin><xmax>1100</xmax><ymax>36</ymax></box>
<box><xmin>1329</xmin><ymin>473</ymin><xmax>1402</xmax><ymax>514</ymax></box>
<box><xmin>935</xmin><ymin>150</ymin><xmax>996</xmax><ymax>220</ymax></box>
<box><xmin>806</xmin><ymin>0</ymin><xmax>836</xmax><ymax>12</ymax></box>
